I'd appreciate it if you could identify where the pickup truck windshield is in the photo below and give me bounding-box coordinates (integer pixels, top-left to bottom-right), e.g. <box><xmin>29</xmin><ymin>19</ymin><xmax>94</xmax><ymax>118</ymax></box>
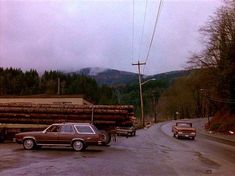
<box><xmin>176</xmin><ymin>123</ymin><xmax>192</xmax><ymax>128</ymax></box>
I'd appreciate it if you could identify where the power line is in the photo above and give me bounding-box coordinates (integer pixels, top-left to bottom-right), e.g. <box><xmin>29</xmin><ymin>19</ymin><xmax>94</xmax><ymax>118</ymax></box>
<box><xmin>143</xmin><ymin>0</ymin><xmax>163</xmax><ymax>74</ymax></box>
<box><xmin>131</xmin><ymin>0</ymin><xmax>135</xmax><ymax>64</ymax></box>
<box><xmin>207</xmin><ymin>96</ymin><xmax>235</xmax><ymax>104</ymax></box>
<box><xmin>138</xmin><ymin>0</ymin><xmax>148</xmax><ymax>60</ymax></box>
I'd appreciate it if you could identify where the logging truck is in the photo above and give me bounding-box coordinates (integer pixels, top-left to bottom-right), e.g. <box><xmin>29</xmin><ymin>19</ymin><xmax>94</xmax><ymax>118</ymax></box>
<box><xmin>0</xmin><ymin>103</ymin><xmax>135</xmax><ymax>145</ymax></box>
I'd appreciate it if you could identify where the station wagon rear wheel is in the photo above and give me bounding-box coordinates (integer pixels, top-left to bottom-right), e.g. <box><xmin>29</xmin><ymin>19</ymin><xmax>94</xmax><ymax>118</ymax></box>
<box><xmin>72</xmin><ymin>140</ymin><xmax>85</xmax><ymax>151</ymax></box>
<box><xmin>23</xmin><ymin>139</ymin><xmax>35</xmax><ymax>150</ymax></box>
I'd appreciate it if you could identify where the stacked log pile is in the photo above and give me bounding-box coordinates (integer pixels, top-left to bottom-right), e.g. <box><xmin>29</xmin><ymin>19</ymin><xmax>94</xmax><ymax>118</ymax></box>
<box><xmin>0</xmin><ymin>103</ymin><xmax>134</xmax><ymax>127</ymax></box>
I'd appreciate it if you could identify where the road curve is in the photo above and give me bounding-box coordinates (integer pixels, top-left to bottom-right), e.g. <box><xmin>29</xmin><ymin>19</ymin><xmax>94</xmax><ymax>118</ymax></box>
<box><xmin>160</xmin><ymin>119</ymin><xmax>235</xmax><ymax>175</ymax></box>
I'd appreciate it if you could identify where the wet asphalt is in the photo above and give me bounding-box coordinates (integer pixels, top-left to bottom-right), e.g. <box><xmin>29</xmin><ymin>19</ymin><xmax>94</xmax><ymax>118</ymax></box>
<box><xmin>0</xmin><ymin>119</ymin><xmax>235</xmax><ymax>176</ymax></box>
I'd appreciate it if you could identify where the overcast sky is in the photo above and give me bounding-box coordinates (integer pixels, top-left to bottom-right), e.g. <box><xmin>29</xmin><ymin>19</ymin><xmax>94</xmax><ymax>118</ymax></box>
<box><xmin>0</xmin><ymin>0</ymin><xmax>222</xmax><ymax>75</ymax></box>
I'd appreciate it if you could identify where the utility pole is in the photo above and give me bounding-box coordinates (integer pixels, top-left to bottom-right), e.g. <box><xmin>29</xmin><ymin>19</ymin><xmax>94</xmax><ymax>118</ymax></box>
<box><xmin>132</xmin><ymin>61</ymin><xmax>146</xmax><ymax>127</ymax></box>
<box><xmin>152</xmin><ymin>94</ymin><xmax>157</xmax><ymax>123</ymax></box>
<box><xmin>200</xmin><ymin>89</ymin><xmax>210</xmax><ymax>128</ymax></box>
<box><xmin>205</xmin><ymin>91</ymin><xmax>210</xmax><ymax>128</ymax></box>
<box><xmin>57</xmin><ymin>77</ymin><xmax>60</xmax><ymax>95</ymax></box>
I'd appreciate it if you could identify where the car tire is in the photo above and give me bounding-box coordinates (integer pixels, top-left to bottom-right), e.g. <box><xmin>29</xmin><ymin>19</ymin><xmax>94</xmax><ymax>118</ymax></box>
<box><xmin>72</xmin><ymin>140</ymin><xmax>85</xmax><ymax>151</ymax></box>
<box><xmin>175</xmin><ymin>133</ymin><xmax>179</xmax><ymax>139</ymax></box>
<box><xmin>100</xmin><ymin>130</ymin><xmax>111</xmax><ymax>145</ymax></box>
<box><xmin>23</xmin><ymin>139</ymin><xmax>35</xmax><ymax>150</ymax></box>
<box><xmin>192</xmin><ymin>137</ymin><xmax>195</xmax><ymax>140</ymax></box>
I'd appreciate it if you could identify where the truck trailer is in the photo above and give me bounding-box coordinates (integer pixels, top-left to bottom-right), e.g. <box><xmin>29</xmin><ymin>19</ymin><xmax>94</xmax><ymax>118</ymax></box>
<box><xmin>0</xmin><ymin>103</ymin><xmax>135</xmax><ymax>144</ymax></box>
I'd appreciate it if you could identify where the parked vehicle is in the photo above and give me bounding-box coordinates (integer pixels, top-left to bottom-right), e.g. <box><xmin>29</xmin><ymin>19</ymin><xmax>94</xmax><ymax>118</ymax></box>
<box><xmin>15</xmin><ymin>123</ymin><xmax>105</xmax><ymax>151</ymax></box>
<box><xmin>0</xmin><ymin>103</ymin><xmax>135</xmax><ymax>145</ymax></box>
<box><xmin>172</xmin><ymin>122</ymin><xmax>196</xmax><ymax>140</ymax></box>
<box><xmin>116</xmin><ymin>126</ymin><xmax>136</xmax><ymax>137</ymax></box>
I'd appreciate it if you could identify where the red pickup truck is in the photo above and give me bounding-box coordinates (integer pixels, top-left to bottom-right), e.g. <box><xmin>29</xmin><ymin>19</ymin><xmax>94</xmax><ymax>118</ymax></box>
<box><xmin>172</xmin><ymin>122</ymin><xmax>196</xmax><ymax>140</ymax></box>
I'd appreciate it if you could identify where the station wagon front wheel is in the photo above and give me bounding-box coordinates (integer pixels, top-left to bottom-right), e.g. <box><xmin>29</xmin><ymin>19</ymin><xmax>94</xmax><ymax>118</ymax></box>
<box><xmin>72</xmin><ymin>140</ymin><xmax>85</xmax><ymax>151</ymax></box>
<box><xmin>23</xmin><ymin>139</ymin><xmax>35</xmax><ymax>150</ymax></box>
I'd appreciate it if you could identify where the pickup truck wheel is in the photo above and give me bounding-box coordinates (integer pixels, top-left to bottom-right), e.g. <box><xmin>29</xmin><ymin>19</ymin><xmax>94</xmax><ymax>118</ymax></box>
<box><xmin>72</xmin><ymin>140</ymin><xmax>85</xmax><ymax>151</ymax></box>
<box><xmin>191</xmin><ymin>137</ymin><xmax>195</xmax><ymax>140</ymax></box>
<box><xmin>23</xmin><ymin>139</ymin><xmax>35</xmax><ymax>150</ymax></box>
<box><xmin>175</xmin><ymin>134</ymin><xmax>179</xmax><ymax>139</ymax></box>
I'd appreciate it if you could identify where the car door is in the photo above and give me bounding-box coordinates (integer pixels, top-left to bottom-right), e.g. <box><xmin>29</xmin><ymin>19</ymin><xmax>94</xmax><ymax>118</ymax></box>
<box><xmin>58</xmin><ymin>124</ymin><xmax>76</xmax><ymax>144</ymax></box>
<box><xmin>39</xmin><ymin>125</ymin><xmax>61</xmax><ymax>144</ymax></box>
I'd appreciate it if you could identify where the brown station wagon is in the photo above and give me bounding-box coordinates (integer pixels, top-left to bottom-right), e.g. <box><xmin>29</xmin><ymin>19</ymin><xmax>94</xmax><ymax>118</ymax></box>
<box><xmin>15</xmin><ymin>123</ymin><xmax>105</xmax><ymax>151</ymax></box>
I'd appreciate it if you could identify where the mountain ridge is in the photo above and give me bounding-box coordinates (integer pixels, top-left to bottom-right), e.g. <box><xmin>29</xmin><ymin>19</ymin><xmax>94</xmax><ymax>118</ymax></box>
<box><xmin>71</xmin><ymin>67</ymin><xmax>190</xmax><ymax>86</ymax></box>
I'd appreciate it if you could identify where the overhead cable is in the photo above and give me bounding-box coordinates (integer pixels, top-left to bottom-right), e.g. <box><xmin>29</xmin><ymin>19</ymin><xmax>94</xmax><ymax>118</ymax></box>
<box><xmin>207</xmin><ymin>96</ymin><xmax>235</xmax><ymax>104</ymax></box>
<box><xmin>138</xmin><ymin>0</ymin><xmax>148</xmax><ymax>60</ymax></box>
<box><xmin>131</xmin><ymin>0</ymin><xmax>135</xmax><ymax>64</ymax></box>
<box><xmin>143</xmin><ymin>0</ymin><xmax>163</xmax><ymax>74</ymax></box>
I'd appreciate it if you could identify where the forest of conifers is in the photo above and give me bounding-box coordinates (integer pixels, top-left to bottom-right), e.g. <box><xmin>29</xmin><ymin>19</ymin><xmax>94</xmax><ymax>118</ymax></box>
<box><xmin>0</xmin><ymin>68</ymin><xmax>117</xmax><ymax>105</ymax></box>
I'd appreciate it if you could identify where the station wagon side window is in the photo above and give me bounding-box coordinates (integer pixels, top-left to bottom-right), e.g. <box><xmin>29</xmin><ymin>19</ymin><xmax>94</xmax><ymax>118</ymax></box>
<box><xmin>46</xmin><ymin>125</ymin><xmax>61</xmax><ymax>132</ymax></box>
<box><xmin>75</xmin><ymin>125</ymin><xmax>95</xmax><ymax>134</ymax></box>
<box><xmin>60</xmin><ymin>125</ymin><xmax>75</xmax><ymax>133</ymax></box>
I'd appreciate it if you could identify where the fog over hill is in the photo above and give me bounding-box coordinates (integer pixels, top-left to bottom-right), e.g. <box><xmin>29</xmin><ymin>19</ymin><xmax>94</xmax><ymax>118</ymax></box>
<box><xmin>72</xmin><ymin>67</ymin><xmax>190</xmax><ymax>86</ymax></box>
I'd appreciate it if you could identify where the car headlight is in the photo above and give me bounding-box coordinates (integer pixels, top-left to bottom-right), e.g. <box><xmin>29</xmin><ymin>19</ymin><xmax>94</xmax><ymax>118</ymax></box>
<box><xmin>178</xmin><ymin>132</ymin><xmax>183</xmax><ymax>134</ymax></box>
<box><xmin>191</xmin><ymin>132</ymin><xmax>196</xmax><ymax>135</ymax></box>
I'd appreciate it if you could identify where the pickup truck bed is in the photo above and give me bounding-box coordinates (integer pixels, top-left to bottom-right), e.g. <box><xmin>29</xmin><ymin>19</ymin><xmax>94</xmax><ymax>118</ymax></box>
<box><xmin>116</xmin><ymin>127</ymin><xmax>136</xmax><ymax>137</ymax></box>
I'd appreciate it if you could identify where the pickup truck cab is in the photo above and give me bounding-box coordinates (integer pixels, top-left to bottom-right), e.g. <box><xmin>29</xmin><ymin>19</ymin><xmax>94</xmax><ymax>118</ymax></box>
<box><xmin>172</xmin><ymin>122</ymin><xmax>196</xmax><ymax>140</ymax></box>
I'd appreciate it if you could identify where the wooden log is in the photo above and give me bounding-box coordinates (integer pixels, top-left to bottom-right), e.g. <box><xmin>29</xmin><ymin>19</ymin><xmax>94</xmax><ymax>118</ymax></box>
<box><xmin>0</xmin><ymin>117</ymin><xmax>124</xmax><ymax>126</ymax></box>
<box><xmin>0</xmin><ymin>107</ymin><xmax>129</xmax><ymax>115</ymax></box>
<box><xmin>0</xmin><ymin>103</ymin><xmax>134</xmax><ymax>111</ymax></box>
<box><xmin>0</xmin><ymin>103</ymin><xmax>135</xmax><ymax>128</ymax></box>
<box><xmin>0</xmin><ymin>123</ymin><xmax>49</xmax><ymax>129</ymax></box>
<box><xmin>0</xmin><ymin>113</ymin><xmax>129</xmax><ymax>121</ymax></box>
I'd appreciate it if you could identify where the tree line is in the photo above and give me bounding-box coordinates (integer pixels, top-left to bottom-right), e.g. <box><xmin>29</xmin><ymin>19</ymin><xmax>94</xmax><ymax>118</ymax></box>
<box><xmin>157</xmin><ymin>0</ymin><xmax>235</xmax><ymax>122</ymax></box>
<box><xmin>0</xmin><ymin>67</ymin><xmax>117</xmax><ymax>104</ymax></box>
<box><xmin>117</xmin><ymin>79</ymin><xmax>169</xmax><ymax>121</ymax></box>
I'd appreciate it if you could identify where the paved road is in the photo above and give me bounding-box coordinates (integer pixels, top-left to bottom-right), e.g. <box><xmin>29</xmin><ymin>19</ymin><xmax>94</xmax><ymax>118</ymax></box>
<box><xmin>0</xmin><ymin>119</ymin><xmax>235</xmax><ymax>176</ymax></box>
<box><xmin>161</xmin><ymin>119</ymin><xmax>235</xmax><ymax>175</ymax></box>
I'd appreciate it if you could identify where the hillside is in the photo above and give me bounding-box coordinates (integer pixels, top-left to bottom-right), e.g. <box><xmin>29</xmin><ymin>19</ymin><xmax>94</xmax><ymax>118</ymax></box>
<box><xmin>75</xmin><ymin>67</ymin><xmax>190</xmax><ymax>86</ymax></box>
<box><xmin>149</xmin><ymin>70</ymin><xmax>191</xmax><ymax>81</ymax></box>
